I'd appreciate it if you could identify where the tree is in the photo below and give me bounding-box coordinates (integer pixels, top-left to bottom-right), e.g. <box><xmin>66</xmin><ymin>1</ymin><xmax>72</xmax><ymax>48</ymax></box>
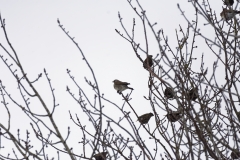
<box><xmin>0</xmin><ymin>0</ymin><xmax>240</xmax><ymax>159</ymax></box>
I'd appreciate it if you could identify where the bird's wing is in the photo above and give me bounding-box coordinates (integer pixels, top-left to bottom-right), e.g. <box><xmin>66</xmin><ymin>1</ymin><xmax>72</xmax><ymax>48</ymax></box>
<box><xmin>114</xmin><ymin>80</ymin><xmax>130</xmax><ymax>85</ymax></box>
<box><xmin>120</xmin><ymin>81</ymin><xmax>130</xmax><ymax>85</ymax></box>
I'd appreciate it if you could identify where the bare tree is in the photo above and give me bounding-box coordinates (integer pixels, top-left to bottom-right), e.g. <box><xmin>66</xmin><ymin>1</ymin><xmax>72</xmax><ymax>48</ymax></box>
<box><xmin>0</xmin><ymin>0</ymin><xmax>240</xmax><ymax>160</ymax></box>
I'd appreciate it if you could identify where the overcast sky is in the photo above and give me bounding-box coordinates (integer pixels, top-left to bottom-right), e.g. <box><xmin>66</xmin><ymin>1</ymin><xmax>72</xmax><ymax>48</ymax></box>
<box><xmin>0</xmin><ymin>0</ymin><xmax>226</xmax><ymax>159</ymax></box>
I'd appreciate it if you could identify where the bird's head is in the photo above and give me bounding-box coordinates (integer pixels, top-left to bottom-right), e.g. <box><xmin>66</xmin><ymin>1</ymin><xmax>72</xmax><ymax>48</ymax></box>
<box><xmin>147</xmin><ymin>55</ymin><xmax>153</xmax><ymax>59</ymax></box>
<box><xmin>149</xmin><ymin>113</ymin><xmax>154</xmax><ymax>117</ymax></box>
<box><xmin>113</xmin><ymin>79</ymin><xmax>118</xmax><ymax>83</ymax></box>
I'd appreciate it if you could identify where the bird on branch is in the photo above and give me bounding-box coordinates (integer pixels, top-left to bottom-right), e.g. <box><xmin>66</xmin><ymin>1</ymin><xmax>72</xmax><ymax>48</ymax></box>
<box><xmin>220</xmin><ymin>8</ymin><xmax>240</xmax><ymax>21</ymax></box>
<box><xmin>113</xmin><ymin>79</ymin><xmax>133</xmax><ymax>94</ymax></box>
<box><xmin>93</xmin><ymin>152</ymin><xmax>108</xmax><ymax>160</ymax></box>
<box><xmin>137</xmin><ymin>113</ymin><xmax>154</xmax><ymax>124</ymax></box>
<box><xmin>143</xmin><ymin>55</ymin><xmax>153</xmax><ymax>70</ymax></box>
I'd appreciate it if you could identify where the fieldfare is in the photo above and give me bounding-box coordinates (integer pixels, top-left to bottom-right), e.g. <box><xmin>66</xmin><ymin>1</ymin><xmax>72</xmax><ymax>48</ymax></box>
<box><xmin>187</xmin><ymin>87</ymin><xmax>198</xmax><ymax>101</ymax></box>
<box><xmin>223</xmin><ymin>0</ymin><xmax>234</xmax><ymax>6</ymax></box>
<box><xmin>164</xmin><ymin>87</ymin><xmax>175</xmax><ymax>99</ymax></box>
<box><xmin>143</xmin><ymin>55</ymin><xmax>153</xmax><ymax>70</ymax></box>
<box><xmin>220</xmin><ymin>8</ymin><xmax>240</xmax><ymax>21</ymax></box>
<box><xmin>166</xmin><ymin>111</ymin><xmax>182</xmax><ymax>122</ymax></box>
<box><xmin>93</xmin><ymin>152</ymin><xmax>107</xmax><ymax>160</ymax></box>
<box><xmin>113</xmin><ymin>79</ymin><xmax>133</xmax><ymax>94</ymax></box>
<box><xmin>137</xmin><ymin>113</ymin><xmax>154</xmax><ymax>124</ymax></box>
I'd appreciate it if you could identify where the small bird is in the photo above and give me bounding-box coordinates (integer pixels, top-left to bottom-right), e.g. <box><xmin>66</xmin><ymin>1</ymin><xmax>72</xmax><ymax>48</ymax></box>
<box><xmin>164</xmin><ymin>87</ymin><xmax>175</xmax><ymax>99</ymax></box>
<box><xmin>113</xmin><ymin>79</ymin><xmax>133</xmax><ymax>94</ymax></box>
<box><xmin>143</xmin><ymin>55</ymin><xmax>153</xmax><ymax>70</ymax></box>
<box><xmin>187</xmin><ymin>87</ymin><xmax>198</xmax><ymax>101</ymax></box>
<box><xmin>231</xmin><ymin>149</ymin><xmax>240</xmax><ymax>159</ymax></box>
<box><xmin>223</xmin><ymin>0</ymin><xmax>234</xmax><ymax>6</ymax></box>
<box><xmin>220</xmin><ymin>8</ymin><xmax>240</xmax><ymax>21</ymax></box>
<box><xmin>166</xmin><ymin>111</ymin><xmax>182</xmax><ymax>122</ymax></box>
<box><xmin>137</xmin><ymin>113</ymin><xmax>154</xmax><ymax>124</ymax></box>
<box><xmin>93</xmin><ymin>152</ymin><xmax>108</xmax><ymax>160</ymax></box>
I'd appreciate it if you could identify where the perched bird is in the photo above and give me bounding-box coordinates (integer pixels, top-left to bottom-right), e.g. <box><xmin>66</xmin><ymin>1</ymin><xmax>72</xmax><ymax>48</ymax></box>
<box><xmin>231</xmin><ymin>149</ymin><xmax>240</xmax><ymax>159</ymax></box>
<box><xmin>93</xmin><ymin>152</ymin><xmax>107</xmax><ymax>160</ymax></box>
<box><xmin>137</xmin><ymin>113</ymin><xmax>154</xmax><ymax>124</ymax></box>
<box><xmin>166</xmin><ymin>111</ymin><xmax>182</xmax><ymax>122</ymax></box>
<box><xmin>223</xmin><ymin>0</ymin><xmax>234</xmax><ymax>6</ymax></box>
<box><xmin>187</xmin><ymin>87</ymin><xmax>198</xmax><ymax>101</ymax></box>
<box><xmin>143</xmin><ymin>55</ymin><xmax>153</xmax><ymax>70</ymax></box>
<box><xmin>220</xmin><ymin>8</ymin><xmax>240</xmax><ymax>21</ymax></box>
<box><xmin>113</xmin><ymin>79</ymin><xmax>133</xmax><ymax>94</ymax></box>
<box><xmin>164</xmin><ymin>87</ymin><xmax>175</xmax><ymax>99</ymax></box>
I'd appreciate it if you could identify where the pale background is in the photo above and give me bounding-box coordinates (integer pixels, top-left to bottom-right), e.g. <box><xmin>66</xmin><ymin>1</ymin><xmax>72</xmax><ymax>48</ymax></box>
<box><xmin>0</xmin><ymin>0</ymin><xmax>226</xmax><ymax>159</ymax></box>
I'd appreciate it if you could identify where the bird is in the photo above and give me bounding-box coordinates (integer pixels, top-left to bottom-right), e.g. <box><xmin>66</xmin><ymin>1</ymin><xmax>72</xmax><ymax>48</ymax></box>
<box><xmin>93</xmin><ymin>152</ymin><xmax>108</xmax><ymax>160</ymax></box>
<box><xmin>166</xmin><ymin>111</ymin><xmax>182</xmax><ymax>122</ymax></box>
<box><xmin>164</xmin><ymin>87</ymin><xmax>175</xmax><ymax>99</ymax></box>
<box><xmin>223</xmin><ymin>0</ymin><xmax>234</xmax><ymax>6</ymax></box>
<box><xmin>143</xmin><ymin>55</ymin><xmax>153</xmax><ymax>70</ymax></box>
<box><xmin>231</xmin><ymin>149</ymin><xmax>240</xmax><ymax>159</ymax></box>
<box><xmin>187</xmin><ymin>87</ymin><xmax>198</xmax><ymax>101</ymax></box>
<box><xmin>220</xmin><ymin>8</ymin><xmax>240</xmax><ymax>21</ymax></box>
<box><xmin>137</xmin><ymin>113</ymin><xmax>154</xmax><ymax>124</ymax></box>
<box><xmin>113</xmin><ymin>79</ymin><xmax>133</xmax><ymax>94</ymax></box>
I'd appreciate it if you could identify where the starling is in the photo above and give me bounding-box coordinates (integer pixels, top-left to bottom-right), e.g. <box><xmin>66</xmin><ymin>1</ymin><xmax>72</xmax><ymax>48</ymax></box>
<box><xmin>137</xmin><ymin>113</ymin><xmax>154</xmax><ymax>124</ymax></box>
<box><xmin>113</xmin><ymin>79</ymin><xmax>133</xmax><ymax>94</ymax></box>
<box><xmin>166</xmin><ymin>111</ymin><xmax>181</xmax><ymax>122</ymax></box>
<box><xmin>143</xmin><ymin>55</ymin><xmax>153</xmax><ymax>70</ymax></box>
<box><xmin>93</xmin><ymin>152</ymin><xmax>107</xmax><ymax>160</ymax></box>
<box><xmin>220</xmin><ymin>8</ymin><xmax>240</xmax><ymax>21</ymax></box>
<box><xmin>187</xmin><ymin>87</ymin><xmax>198</xmax><ymax>101</ymax></box>
<box><xmin>223</xmin><ymin>0</ymin><xmax>234</xmax><ymax>6</ymax></box>
<box><xmin>231</xmin><ymin>149</ymin><xmax>240</xmax><ymax>159</ymax></box>
<box><xmin>164</xmin><ymin>87</ymin><xmax>175</xmax><ymax>99</ymax></box>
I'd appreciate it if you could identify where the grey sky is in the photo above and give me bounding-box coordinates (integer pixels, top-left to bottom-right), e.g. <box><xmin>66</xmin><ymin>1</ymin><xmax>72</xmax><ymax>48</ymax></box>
<box><xmin>0</xmin><ymin>0</ymin><xmax>227</xmax><ymax>158</ymax></box>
